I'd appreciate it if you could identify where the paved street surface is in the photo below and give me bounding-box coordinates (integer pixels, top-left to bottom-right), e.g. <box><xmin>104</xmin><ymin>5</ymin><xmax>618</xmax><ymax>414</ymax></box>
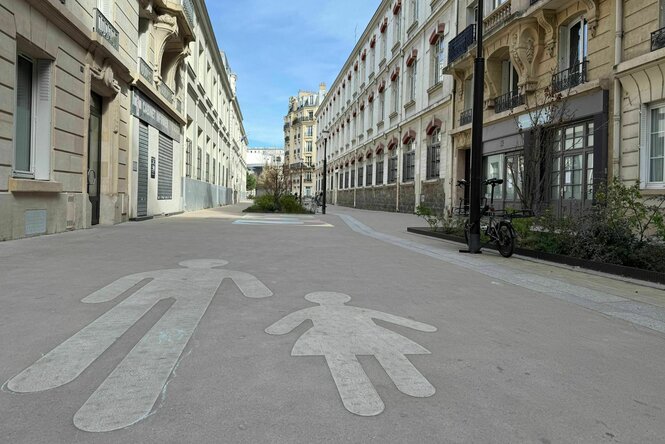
<box><xmin>2</xmin><ymin>204</ymin><xmax>665</xmax><ymax>443</ymax></box>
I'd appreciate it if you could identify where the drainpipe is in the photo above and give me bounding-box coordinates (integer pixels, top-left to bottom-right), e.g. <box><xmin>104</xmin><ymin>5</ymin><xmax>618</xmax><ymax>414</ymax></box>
<box><xmin>612</xmin><ymin>0</ymin><xmax>623</xmax><ymax>180</ymax></box>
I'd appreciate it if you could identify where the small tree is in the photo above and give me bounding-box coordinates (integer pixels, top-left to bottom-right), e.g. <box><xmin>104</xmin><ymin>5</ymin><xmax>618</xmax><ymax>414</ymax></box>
<box><xmin>257</xmin><ymin>163</ymin><xmax>289</xmax><ymax>206</ymax></box>
<box><xmin>507</xmin><ymin>84</ymin><xmax>572</xmax><ymax>215</ymax></box>
<box><xmin>246</xmin><ymin>172</ymin><xmax>257</xmax><ymax>192</ymax></box>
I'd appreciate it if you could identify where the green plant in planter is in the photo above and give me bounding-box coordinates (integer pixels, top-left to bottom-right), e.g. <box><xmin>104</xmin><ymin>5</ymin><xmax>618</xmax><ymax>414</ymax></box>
<box><xmin>415</xmin><ymin>205</ymin><xmax>440</xmax><ymax>231</ymax></box>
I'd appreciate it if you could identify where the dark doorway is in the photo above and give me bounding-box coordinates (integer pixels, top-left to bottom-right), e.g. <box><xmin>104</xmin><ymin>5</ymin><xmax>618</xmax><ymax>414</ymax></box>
<box><xmin>88</xmin><ymin>93</ymin><xmax>102</xmax><ymax>225</ymax></box>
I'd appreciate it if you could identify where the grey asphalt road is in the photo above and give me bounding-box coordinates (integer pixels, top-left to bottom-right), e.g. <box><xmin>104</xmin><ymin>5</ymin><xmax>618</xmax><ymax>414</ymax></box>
<box><xmin>1</xmin><ymin>204</ymin><xmax>665</xmax><ymax>443</ymax></box>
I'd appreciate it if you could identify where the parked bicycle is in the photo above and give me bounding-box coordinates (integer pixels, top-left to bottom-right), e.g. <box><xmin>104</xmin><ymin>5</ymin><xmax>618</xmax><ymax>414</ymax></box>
<box><xmin>455</xmin><ymin>178</ymin><xmax>521</xmax><ymax>258</ymax></box>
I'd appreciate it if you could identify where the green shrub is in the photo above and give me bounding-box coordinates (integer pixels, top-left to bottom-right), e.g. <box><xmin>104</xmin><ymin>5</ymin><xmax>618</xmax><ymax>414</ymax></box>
<box><xmin>415</xmin><ymin>205</ymin><xmax>440</xmax><ymax>231</ymax></box>
<box><xmin>279</xmin><ymin>195</ymin><xmax>308</xmax><ymax>214</ymax></box>
<box><xmin>244</xmin><ymin>194</ymin><xmax>277</xmax><ymax>212</ymax></box>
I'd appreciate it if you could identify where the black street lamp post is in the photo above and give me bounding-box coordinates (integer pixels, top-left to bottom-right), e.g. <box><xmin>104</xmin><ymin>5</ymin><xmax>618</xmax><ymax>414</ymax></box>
<box><xmin>465</xmin><ymin>1</ymin><xmax>485</xmax><ymax>254</ymax></box>
<box><xmin>321</xmin><ymin>131</ymin><xmax>329</xmax><ymax>214</ymax></box>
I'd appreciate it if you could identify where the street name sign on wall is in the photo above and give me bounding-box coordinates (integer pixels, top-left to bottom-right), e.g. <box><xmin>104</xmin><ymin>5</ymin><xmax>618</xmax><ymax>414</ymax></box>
<box><xmin>131</xmin><ymin>89</ymin><xmax>181</xmax><ymax>142</ymax></box>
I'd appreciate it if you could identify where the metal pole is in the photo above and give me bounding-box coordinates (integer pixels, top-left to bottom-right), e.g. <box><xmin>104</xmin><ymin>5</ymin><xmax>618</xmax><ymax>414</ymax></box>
<box><xmin>299</xmin><ymin>163</ymin><xmax>303</xmax><ymax>205</ymax></box>
<box><xmin>467</xmin><ymin>5</ymin><xmax>485</xmax><ymax>254</ymax></box>
<box><xmin>322</xmin><ymin>137</ymin><xmax>327</xmax><ymax>214</ymax></box>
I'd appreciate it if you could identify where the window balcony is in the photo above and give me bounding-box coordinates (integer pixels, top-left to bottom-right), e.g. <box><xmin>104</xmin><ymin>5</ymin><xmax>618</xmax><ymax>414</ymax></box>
<box><xmin>460</xmin><ymin>108</ymin><xmax>473</xmax><ymax>126</ymax></box>
<box><xmin>93</xmin><ymin>9</ymin><xmax>119</xmax><ymax>50</ymax></box>
<box><xmin>652</xmin><ymin>27</ymin><xmax>665</xmax><ymax>51</ymax></box>
<box><xmin>551</xmin><ymin>60</ymin><xmax>588</xmax><ymax>93</ymax></box>
<box><xmin>138</xmin><ymin>58</ymin><xmax>153</xmax><ymax>83</ymax></box>
<box><xmin>484</xmin><ymin>0</ymin><xmax>512</xmax><ymax>34</ymax></box>
<box><xmin>182</xmin><ymin>0</ymin><xmax>195</xmax><ymax>29</ymax></box>
<box><xmin>158</xmin><ymin>82</ymin><xmax>174</xmax><ymax>103</ymax></box>
<box><xmin>494</xmin><ymin>90</ymin><xmax>525</xmax><ymax>113</ymax></box>
<box><xmin>448</xmin><ymin>24</ymin><xmax>476</xmax><ymax>64</ymax></box>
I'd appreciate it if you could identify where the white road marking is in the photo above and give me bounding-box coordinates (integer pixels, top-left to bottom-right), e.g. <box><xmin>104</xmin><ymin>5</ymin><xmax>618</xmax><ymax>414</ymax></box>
<box><xmin>234</xmin><ymin>215</ymin><xmax>333</xmax><ymax>227</ymax></box>
<box><xmin>7</xmin><ymin>259</ymin><xmax>272</xmax><ymax>433</ymax></box>
<box><xmin>266</xmin><ymin>292</ymin><xmax>436</xmax><ymax>416</ymax></box>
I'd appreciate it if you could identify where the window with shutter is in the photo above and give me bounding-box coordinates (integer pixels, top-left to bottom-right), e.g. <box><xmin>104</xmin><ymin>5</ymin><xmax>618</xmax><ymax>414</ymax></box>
<box><xmin>14</xmin><ymin>55</ymin><xmax>52</xmax><ymax>179</ymax></box>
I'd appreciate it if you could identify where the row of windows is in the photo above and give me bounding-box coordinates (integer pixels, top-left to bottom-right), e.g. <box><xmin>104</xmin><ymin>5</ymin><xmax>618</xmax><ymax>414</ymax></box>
<box><xmin>330</xmin><ymin>142</ymin><xmax>441</xmax><ymax>189</ymax></box>
<box><xmin>185</xmin><ymin>141</ymin><xmax>230</xmax><ymax>186</ymax></box>
<box><xmin>319</xmin><ymin>2</ymin><xmax>446</xmax><ymax>133</ymax></box>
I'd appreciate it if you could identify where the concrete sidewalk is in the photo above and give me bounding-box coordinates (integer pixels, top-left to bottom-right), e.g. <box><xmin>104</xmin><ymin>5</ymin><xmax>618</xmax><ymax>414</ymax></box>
<box><xmin>2</xmin><ymin>204</ymin><xmax>665</xmax><ymax>443</ymax></box>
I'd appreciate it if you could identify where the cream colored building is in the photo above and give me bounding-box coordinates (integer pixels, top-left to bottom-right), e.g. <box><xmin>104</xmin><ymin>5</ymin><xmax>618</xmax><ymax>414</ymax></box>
<box><xmin>316</xmin><ymin>0</ymin><xmax>454</xmax><ymax>213</ymax></box>
<box><xmin>615</xmin><ymin>0</ymin><xmax>665</xmax><ymax>196</ymax></box>
<box><xmin>284</xmin><ymin>86</ymin><xmax>326</xmax><ymax>198</ymax></box>
<box><xmin>0</xmin><ymin>0</ymin><xmax>247</xmax><ymax>240</ymax></box>
<box><xmin>446</xmin><ymin>0</ymin><xmax>614</xmax><ymax>215</ymax></box>
<box><xmin>182</xmin><ymin>13</ymin><xmax>249</xmax><ymax>210</ymax></box>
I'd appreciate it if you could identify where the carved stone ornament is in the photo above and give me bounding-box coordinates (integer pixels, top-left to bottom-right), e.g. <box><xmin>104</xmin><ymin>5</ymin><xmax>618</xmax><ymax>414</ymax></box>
<box><xmin>91</xmin><ymin>60</ymin><xmax>121</xmax><ymax>96</ymax></box>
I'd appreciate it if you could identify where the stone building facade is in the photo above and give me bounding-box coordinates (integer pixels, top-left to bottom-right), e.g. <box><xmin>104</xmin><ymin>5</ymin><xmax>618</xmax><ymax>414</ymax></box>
<box><xmin>284</xmin><ymin>86</ymin><xmax>326</xmax><ymax>198</ymax></box>
<box><xmin>0</xmin><ymin>0</ymin><xmax>247</xmax><ymax>240</ymax></box>
<box><xmin>316</xmin><ymin>0</ymin><xmax>455</xmax><ymax>214</ymax></box>
<box><xmin>446</xmin><ymin>0</ymin><xmax>613</xmax><ymax>216</ymax></box>
<box><xmin>615</xmin><ymin>0</ymin><xmax>665</xmax><ymax>198</ymax></box>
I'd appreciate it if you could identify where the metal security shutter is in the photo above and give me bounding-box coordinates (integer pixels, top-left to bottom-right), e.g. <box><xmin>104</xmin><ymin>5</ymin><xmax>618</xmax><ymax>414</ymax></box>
<box><xmin>137</xmin><ymin>122</ymin><xmax>149</xmax><ymax>217</ymax></box>
<box><xmin>158</xmin><ymin>132</ymin><xmax>173</xmax><ymax>200</ymax></box>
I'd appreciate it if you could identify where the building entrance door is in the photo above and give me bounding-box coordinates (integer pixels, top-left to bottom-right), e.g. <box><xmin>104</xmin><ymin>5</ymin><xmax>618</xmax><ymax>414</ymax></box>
<box><xmin>87</xmin><ymin>93</ymin><xmax>102</xmax><ymax>225</ymax></box>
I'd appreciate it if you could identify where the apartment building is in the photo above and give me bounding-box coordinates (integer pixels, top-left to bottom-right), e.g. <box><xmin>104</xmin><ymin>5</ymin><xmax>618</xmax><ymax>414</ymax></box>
<box><xmin>0</xmin><ymin>0</ymin><xmax>247</xmax><ymax>240</ymax></box>
<box><xmin>183</xmin><ymin>17</ymin><xmax>248</xmax><ymax>210</ymax></box>
<box><xmin>284</xmin><ymin>85</ymin><xmax>326</xmax><ymax>198</ymax></box>
<box><xmin>446</xmin><ymin>0</ymin><xmax>613</xmax><ymax>216</ymax></box>
<box><xmin>615</xmin><ymin>0</ymin><xmax>665</xmax><ymax>196</ymax></box>
<box><xmin>316</xmin><ymin>0</ymin><xmax>455</xmax><ymax>213</ymax></box>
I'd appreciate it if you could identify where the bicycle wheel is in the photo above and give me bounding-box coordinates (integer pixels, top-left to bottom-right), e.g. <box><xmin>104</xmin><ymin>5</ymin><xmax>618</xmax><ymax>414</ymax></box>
<box><xmin>497</xmin><ymin>222</ymin><xmax>515</xmax><ymax>258</ymax></box>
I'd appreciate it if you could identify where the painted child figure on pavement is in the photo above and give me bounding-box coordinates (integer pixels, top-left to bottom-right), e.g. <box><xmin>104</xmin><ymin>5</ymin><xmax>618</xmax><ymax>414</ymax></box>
<box><xmin>266</xmin><ymin>292</ymin><xmax>437</xmax><ymax>416</ymax></box>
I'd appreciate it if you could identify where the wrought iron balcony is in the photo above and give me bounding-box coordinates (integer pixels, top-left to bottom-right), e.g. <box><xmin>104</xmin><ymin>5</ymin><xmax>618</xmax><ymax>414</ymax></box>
<box><xmin>551</xmin><ymin>60</ymin><xmax>588</xmax><ymax>93</ymax></box>
<box><xmin>448</xmin><ymin>24</ymin><xmax>476</xmax><ymax>64</ymax></box>
<box><xmin>460</xmin><ymin>108</ymin><xmax>473</xmax><ymax>126</ymax></box>
<box><xmin>652</xmin><ymin>27</ymin><xmax>665</xmax><ymax>51</ymax></box>
<box><xmin>93</xmin><ymin>9</ymin><xmax>119</xmax><ymax>50</ymax></box>
<box><xmin>182</xmin><ymin>0</ymin><xmax>195</xmax><ymax>29</ymax></box>
<box><xmin>139</xmin><ymin>58</ymin><xmax>153</xmax><ymax>83</ymax></box>
<box><xmin>158</xmin><ymin>82</ymin><xmax>174</xmax><ymax>103</ymax></box>
<box><xmin>530</xmin><ymin>0</ymin><xmax>540</xmax><ymax>4</ymax></box>
<box><xmin>494</xmin><ymin>90</ymin><xmax>525</xmax><ymax>113</ymax></box>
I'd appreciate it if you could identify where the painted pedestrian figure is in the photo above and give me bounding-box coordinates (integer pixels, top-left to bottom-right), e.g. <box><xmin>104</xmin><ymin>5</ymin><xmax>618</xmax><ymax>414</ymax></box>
<box><xmin>7</xmin><ymin>259</ymin><xmax>272</xmax><ymax>433</ymax></box>
<box><xmin>266</xmin><ymin>292</ymin><xmax>437</xmax><ymax>416</ymax></box>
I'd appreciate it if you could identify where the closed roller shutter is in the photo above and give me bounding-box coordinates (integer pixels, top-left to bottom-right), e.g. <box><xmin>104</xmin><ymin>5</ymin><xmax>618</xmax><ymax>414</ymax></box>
<box><xmin>158</xmin><ymin>132</ymin><xmax>173</xmax><ymax>200</ymax></box>
<box><xmin>137</xmin><ymin>122</ymin><xmax>149</xmax><ymax>217</ymax></box>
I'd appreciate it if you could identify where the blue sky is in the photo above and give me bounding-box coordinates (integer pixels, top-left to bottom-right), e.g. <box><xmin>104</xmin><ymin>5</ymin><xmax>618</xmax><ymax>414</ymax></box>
<box><xmin>207</xmin><ymin>1</ymin><xmax>380</xmax><ymax>147</ymax></box>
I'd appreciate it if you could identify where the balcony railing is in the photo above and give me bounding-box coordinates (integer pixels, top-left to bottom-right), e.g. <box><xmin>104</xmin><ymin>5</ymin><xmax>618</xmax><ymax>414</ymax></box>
<box><xmin>158</xmin><ymin>82</ymin><xmax>174</xmax><ymax>103</ymax></box>
<box><xmin>182</xmin><ymin>0</ymin><xmax>195</xmax><ymax>29</ymax></box>
<box><xmin>484</xmin><ymin>0</ymin><xmax>512</xmax><ymax>34</ymax></box>
<box><xmin>494</xmin><ymin>90</ymin><xmax>525</xmax><ymax>113</ymax></box>
<box><xmin>652</xmin><ymin>27</ymin><xmax>665</xmax><ymax>51</ymax></box>
<box><xmin>551</xmin><ymin>60</ymin><xmax>588</xmax><ymax>93</ymax></box>
<box><xmin>139</xmin><ymin>58</ymin><xmax>153</xmax><ymax>83</ymax></box>
<box><xmin>530</xmin><ymin>0</ymin><xmax>540</xmax><ymax>4</ymax></box>
<box><xmin>448</xmin><ymin>24</ymin><xmax>476</xmax><ymax>64</ymax></box>
<box><xmin>94</xmin><ymin>9</ymin><xmax>119</xmax><ymax>50</ymax></box>
<box><xmin>460</xmin><ymin>108</ymin><xmax>473</xmax><ymax>126</ymax></box>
